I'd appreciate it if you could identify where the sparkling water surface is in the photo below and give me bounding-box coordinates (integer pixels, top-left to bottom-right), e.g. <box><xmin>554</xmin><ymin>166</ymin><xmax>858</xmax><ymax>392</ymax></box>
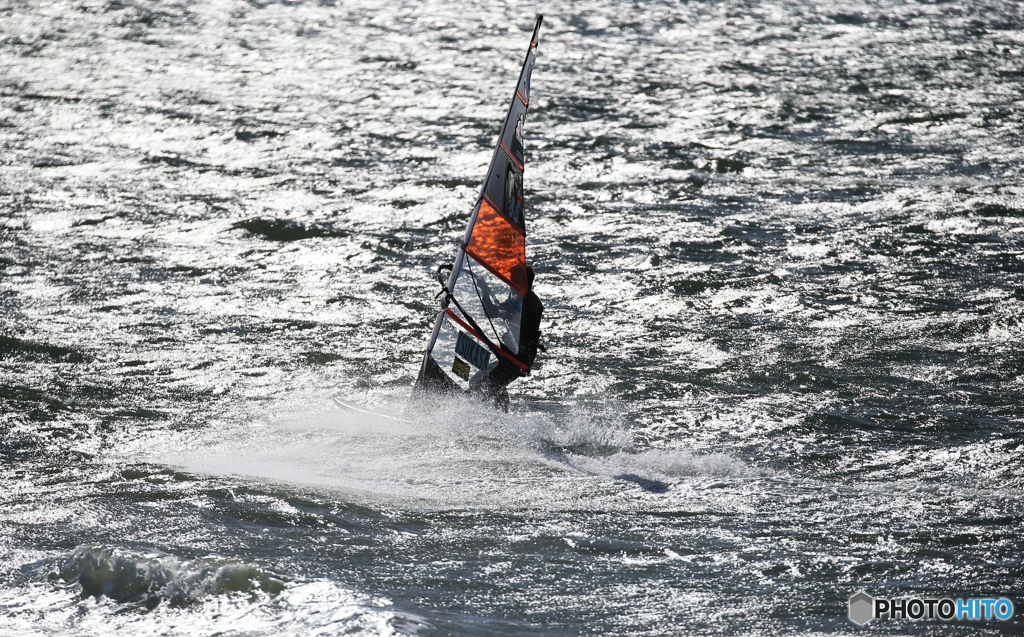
<box><xmin>1</xmin><ymin>0</ymin><xmax>1023</xmax><ymax>635</ymax></box>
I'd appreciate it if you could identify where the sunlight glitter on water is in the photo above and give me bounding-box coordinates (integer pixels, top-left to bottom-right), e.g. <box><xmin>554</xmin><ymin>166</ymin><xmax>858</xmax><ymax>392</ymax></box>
<box><xmin>2</xmin><ymin>0</ymin><xmax>1024</xmax><ymax>634</ymax></box>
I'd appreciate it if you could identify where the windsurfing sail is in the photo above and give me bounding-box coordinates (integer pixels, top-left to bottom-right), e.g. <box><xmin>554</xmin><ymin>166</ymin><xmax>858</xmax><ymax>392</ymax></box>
<box><xmin>415</xmin><ymin>16</ymin><xmax>543</xmax><ymax>394</ymax></box>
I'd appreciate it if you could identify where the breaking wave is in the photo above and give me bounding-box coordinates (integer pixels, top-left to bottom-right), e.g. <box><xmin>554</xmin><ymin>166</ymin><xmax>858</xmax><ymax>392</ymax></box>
<box><xmin>0</xmin><ymin>546</ymin><xmax>416</xmax><ymax>637</ymax></box>
<box><xmin>55</xmin><ymin>545</ymin><xmax>287</xmax><ymax>608</ymax></box>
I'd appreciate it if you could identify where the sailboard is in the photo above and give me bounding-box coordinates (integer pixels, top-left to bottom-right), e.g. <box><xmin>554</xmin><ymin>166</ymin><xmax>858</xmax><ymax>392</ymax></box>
<box><xmin>415</xmin><ymin>16</ymin><xmax>543</xmax><ymax>396</ymax></box>
<box><xmin>333</xmin><ymin>395</ymin><xmax>414</xmax><ymax>424</ymax></box>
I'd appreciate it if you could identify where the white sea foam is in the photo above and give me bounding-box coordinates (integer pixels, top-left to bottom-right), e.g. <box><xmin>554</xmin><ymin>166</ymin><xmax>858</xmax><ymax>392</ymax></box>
<box><xmin>136</xmin><ymin>392</ymin><xmax>764</xmax><ymax>511</ymax></box>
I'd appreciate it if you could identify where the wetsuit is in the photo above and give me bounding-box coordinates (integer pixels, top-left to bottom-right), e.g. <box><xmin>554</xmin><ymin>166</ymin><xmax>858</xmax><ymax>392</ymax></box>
<box><xmin>475</xmin><ymin>290</ymin><xmax>543</xmax><ymax>410</ymax></box>
<box><xmin>517</xmin><ymin>290</ymin><xmax>544</xmax><ymax>369</ymax></box>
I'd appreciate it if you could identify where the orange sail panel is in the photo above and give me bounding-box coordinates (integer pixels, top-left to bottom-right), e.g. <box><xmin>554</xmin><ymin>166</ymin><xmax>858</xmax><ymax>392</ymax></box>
<box><xmin>465</xmin><ymin>197</ymin><xmax>528</xmax><ymax>295</ymax></box>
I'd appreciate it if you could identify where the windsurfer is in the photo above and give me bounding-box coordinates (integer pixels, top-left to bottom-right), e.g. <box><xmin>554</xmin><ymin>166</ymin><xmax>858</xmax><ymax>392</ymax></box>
<box><xmin>472</xmin><ymin>265</ymin><xmax>543</xmax><ymax>410</ymax></box>
<box><xmin>413</xmin><ymin>16</ymin><xmax>544</xmax><ymax>409</ymax></box>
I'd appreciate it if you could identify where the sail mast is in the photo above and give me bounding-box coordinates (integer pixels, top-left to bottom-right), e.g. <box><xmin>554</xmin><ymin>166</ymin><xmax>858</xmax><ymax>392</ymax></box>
<box><xmin>446</xmin><ymin>15</ymin><xmax>543</xmax><ymax>301</ymax></box>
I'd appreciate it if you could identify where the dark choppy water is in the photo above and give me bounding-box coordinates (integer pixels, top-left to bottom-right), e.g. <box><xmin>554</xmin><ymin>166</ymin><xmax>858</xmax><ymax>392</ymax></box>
<box><xmin>2</xmin><ymin>0</ymin><xmax>1023</xmax><ymax>635</ymax></box>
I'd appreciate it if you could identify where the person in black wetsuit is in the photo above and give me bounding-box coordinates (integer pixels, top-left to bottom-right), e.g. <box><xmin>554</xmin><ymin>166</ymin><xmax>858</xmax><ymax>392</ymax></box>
<box><xmin>474</xmin><ymin>264</ymin><xmax>543</xmax><ymax>410</ymax></box>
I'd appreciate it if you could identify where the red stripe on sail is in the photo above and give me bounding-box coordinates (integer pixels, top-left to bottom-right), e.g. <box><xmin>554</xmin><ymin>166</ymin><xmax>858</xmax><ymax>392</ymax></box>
<box><xmin>445</xmin><ymin>308</ymin><xmax>479</xmax><ymax>339</ymax></box>
<box><xmin>501</xmin><ymin>141</ymin><xmax>524</xmax><ymax>170</ymax></box>
<box><xmin>445</xmin><ymin>309</ymin><xmax>529</xmax><ymax>370</ymax></box>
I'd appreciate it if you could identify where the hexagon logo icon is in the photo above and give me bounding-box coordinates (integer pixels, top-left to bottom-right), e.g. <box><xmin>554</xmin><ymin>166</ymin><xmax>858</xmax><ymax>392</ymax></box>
<box><xmin>849</xmin><ymin>591</ymin><xmax>874</xmax><ymax>626</ymax></box>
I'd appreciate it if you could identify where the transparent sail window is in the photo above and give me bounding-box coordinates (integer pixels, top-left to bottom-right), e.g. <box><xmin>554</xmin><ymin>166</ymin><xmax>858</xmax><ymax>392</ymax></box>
<box><xmin>431</xmin><ymin>316</ymin><xmax>499</xmax><ymax>391</ymax></box>
<box><xmin>452</xmin><ymin>253</ymin><xmax>523</xmax><ymax>354</ymax></box>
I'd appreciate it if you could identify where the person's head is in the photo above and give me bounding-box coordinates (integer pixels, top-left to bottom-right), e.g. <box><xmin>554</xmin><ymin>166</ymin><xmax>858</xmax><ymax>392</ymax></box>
<box><xmin>526</xmin><ymin>264</ymin><xmax>535</xmax><ymax>291</ymax></box>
